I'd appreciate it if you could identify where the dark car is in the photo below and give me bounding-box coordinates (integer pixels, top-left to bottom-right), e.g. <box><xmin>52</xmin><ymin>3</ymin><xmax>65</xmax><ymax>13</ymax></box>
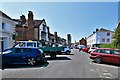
<box><xmin>90</xmin><ymin>48</ymin><xmax>120</xmax><ymax>64</ymax></box>
<box><xmin>2</xmin><ymin>47</ymin><xmax>46</xmax><ymax>66</ymax></box>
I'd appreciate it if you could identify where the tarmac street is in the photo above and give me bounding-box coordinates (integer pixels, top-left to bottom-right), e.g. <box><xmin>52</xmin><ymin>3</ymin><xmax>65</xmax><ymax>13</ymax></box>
<box><xmin>1</xmin><ymin>49</ymin><xmax>119</xmax><ymax>79</ymax></box>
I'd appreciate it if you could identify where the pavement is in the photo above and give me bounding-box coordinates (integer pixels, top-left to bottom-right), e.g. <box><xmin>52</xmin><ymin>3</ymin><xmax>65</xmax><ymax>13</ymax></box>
<box><xmin>1</xmin><ymin>49</ymin><xmax>120</xmax><ymax>79</ymax></box>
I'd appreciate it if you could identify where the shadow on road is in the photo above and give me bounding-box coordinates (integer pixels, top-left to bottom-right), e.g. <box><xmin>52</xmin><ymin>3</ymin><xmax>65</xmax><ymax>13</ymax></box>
<box><xmin>46</xmin><ymin>56</ymin><xmax>71</xmax><ymax>61</ymax></box>
<box><xmin>1</xmin><ymin>62</ymin><xmax>49</xmax><ymax>70</ymax></box>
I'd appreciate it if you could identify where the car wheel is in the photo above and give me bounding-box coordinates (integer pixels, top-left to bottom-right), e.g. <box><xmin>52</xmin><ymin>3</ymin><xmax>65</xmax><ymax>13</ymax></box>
<box><xmin>50</xmin><ymin>53</ymin><xmax>56</xmax><ymax>59</ymax></box>
<box><xmin>94</xmin><ymin>57</ymin><xmax>102</xmax><ymax>64</ymax></box>
<box><xmin>27</xmin><ymin>58</ymin><xmax>36</xmax><ymax>66</ymax></box>
<box><xmin>66</xmin><ymin>51</ymin><xmax>70</xmax><ymax>54</ymax></box>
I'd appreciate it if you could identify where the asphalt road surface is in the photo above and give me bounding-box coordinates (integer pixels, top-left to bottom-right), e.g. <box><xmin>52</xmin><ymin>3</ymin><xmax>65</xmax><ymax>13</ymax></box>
<box><xmin>1</xmin><ymin>49</ymin><xmax>120</xmax><ymax>79</ymax></box>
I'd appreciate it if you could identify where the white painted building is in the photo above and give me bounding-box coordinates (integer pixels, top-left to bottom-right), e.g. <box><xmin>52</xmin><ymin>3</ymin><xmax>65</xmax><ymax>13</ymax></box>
<box><xmin>87</xmin><ymin>28</ymin><xmax>113</xmax><ymax>47</ymax></box>
<box><xmin>39</xmin><ymin>19</ymin><xmax>49</xmax><ymax>42</ymax></box>
<box><xmin>0</xmin><ymin>11</ymin><xmax>17</xmax><ymax>51</ymax></box>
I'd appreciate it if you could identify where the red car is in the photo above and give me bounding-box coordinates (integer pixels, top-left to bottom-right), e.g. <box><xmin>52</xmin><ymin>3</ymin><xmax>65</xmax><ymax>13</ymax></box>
<box><xmin>90</xmin><ymin>48</ymin><xmax>120</xmax><ymax>64</ymax></box>
<box><xmin>82</xmin><ymin>47</ymin><xmax>90</xmax><ymax>52</ymax></box>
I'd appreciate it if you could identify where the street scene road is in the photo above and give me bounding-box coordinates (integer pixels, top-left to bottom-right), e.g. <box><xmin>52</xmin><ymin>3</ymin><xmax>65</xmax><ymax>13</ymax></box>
<box><xmin>2</xmin><ymin>49</ymin><xmax>119</xmax><ymax>79</ymax></box>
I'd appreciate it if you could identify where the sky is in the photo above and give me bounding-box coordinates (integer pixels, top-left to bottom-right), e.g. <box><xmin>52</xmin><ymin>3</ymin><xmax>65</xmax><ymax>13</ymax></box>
<box><xmin>0</xmin><ymin>2</ymin><xmax>119</xmax><ymax>43</ymax></box>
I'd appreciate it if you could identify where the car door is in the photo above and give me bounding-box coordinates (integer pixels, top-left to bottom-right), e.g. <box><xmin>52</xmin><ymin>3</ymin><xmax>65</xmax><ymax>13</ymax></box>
<box><xmin>2</xmin><ymin>48</ymin><xmax>18</xmax><ymax>64</ymax></box>
<box><xmin>13</xmin><ymin>48</ymin><xmax>33</xmax><ymax>64</ymax></box>
<box><xmin>101</xmin><ymin>49</ymin><xmax>113</xmax><ymax>63</ymax></box>
<box><xmin>11</xmin><ymin>48</ymin><xmax>27</xmax><ymax>64</ymax></box>
<box><xmin>111</xmin><ymin>50</ymin><xmax>120</xmax><ymax>64</ymax></box>
<box><xmin>4</xmin><ymin>48</ymin><xmax>28</xmax><ymax>64</ymax></box>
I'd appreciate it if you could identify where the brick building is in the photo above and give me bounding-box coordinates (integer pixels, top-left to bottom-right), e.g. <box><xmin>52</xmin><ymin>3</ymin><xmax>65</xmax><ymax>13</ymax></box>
<box><xmin>15</xmin><ymin>11</ymin><xmax>49</xmax><ymax>44</ymax></box>
<box><xmin>79</xmin><ymin>38</ymin><xmax>87</xmax><ymax>46</ymax></box>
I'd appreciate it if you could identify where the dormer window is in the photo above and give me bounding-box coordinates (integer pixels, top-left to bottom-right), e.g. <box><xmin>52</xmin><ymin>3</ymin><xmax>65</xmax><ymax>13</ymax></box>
<box><xmin>43</xmin><ymin>24</ymin><xmax>46</xmax><ymax>31</ymax></box>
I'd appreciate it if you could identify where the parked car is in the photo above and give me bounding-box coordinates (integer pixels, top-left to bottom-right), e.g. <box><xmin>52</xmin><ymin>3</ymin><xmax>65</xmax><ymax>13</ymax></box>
<box><xmin>74</xmin><ymin>45</ymin><xmax>79</xmax><ymax>49</ymax></box>
<box><xmin>88</xmin><ymin>47</ymin><xmax>97</xmax><ymax>53</ymax></box>
<box><xmin>82</xmin><ymin>47</ymin><xmax>90</xmax><ymax>52</ymax></box>
<box><xmin>2</xmin><ymin>47</ymin><xmax>46</xmax><ymax>66</ymax></box>
<box><xmin>90</xmin><ymin>48</ymin><xmax>120</xmax><ymax>64</ymax></box>
<box><xmin>78</xmin><ymin>45</ymin><xmax>86</xmax><ymax>51</ymax></box>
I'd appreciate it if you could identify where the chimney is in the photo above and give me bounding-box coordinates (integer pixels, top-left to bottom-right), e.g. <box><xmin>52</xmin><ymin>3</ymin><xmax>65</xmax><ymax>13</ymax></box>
<box><xmin>54</xmin><ymin>32</ymin><xmax>58</xmax><ymax>43</ymax></box>
<box><xmin>93</xmin><ymin>31</ymin><xmax>95</xmax><ymax>34</ymax></box>
<box><xmin>28</xmin><ymin>11</ymin><xmax>33</xmax><ymax>21</ymax></box>
<box><xmin>96</xmin><ymin>28</ymin><xmax>99</xmax><ymax>32</ymax></box>
<box><xmin>20</xmin><ymin>15</ymin><xmax>26</xmax><ymax>25</ymax></box>
<box><xmin>28</xmin><ymin>11</ymin><xmax>34</xmax><ymax>26</ymax></box>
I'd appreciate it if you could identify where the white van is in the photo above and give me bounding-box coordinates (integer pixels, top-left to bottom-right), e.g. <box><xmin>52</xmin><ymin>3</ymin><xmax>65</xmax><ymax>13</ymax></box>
<box><xmin>14</xmin><ymin>41</ymin><xmax>42</xmax><ymax>48</ymax></box>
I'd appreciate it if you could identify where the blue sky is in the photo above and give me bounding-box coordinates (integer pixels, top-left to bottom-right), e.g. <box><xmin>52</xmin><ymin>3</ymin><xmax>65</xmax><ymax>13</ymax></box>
<box><xmin>1</xmin><ymin>2</ymin><xmax>118</xmax><ymax>43</ymax></box>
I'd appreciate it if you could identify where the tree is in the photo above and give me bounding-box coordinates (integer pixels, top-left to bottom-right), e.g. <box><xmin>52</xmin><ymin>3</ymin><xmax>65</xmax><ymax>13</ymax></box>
<box><xmin>113</xmin><ymin>27</ymin><xmax>120</xmax><ymax>49</ymax></box>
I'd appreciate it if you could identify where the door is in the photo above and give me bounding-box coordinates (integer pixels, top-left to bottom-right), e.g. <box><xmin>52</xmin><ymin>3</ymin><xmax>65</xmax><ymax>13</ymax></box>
<box><xmin>1</xmin><ymin>38</ymin><xmax>4</xmax><ymax>51</ymax></box>
<box><xmin>2</xmin><ymin>48</ymin><xmax>16</xmax><ymax>64</ymax></box>
<box><xmin>3</xmin><ymin>37</ymin><xmax>9</xmax><ymax>50</ymax></box>
<box><xmin>111</xmin><ymin>50</ymin><xmax>120</xmax><ymax>64</ymax></box>
<box><xmin>101</xmin><ymin>50</ymin><xmax>113</xmax><ymax>63</ymax></box>
<box><xmin>2</xmin><ymin>48</ymin><xmax>26</xmax><ymax>64</ymax></box>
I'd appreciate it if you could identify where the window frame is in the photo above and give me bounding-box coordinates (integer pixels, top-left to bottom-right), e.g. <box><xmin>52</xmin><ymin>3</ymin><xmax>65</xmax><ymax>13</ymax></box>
<box><xmin>102</xmin><ymin>38</ymin><xmax>105</xmax><ymax>42</ymax></box>
<box><xmin>107</xmin><ymin>32</ymin><xmax>110</xmax><ymax>36</ymax></box>
<box><xmin>107</xmin><ymin>38</ymin><xmax>110</xmax><ymax>42</ymax></box>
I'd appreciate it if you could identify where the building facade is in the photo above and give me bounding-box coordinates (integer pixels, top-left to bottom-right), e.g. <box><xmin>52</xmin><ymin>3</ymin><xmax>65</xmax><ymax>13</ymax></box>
<box><xmin>87</xmin><ymin>28</ymin><xmax>113</xmax><ymax>47</ymax></box>
<box><xmin>15</xmin><ymin>11</ymin><xmax>49</xmax><ymax>46</ymax></box>
<box><xmin>79</xmin><ymin>38</ymin><xmax>87</xmax><ymax>46</ymax></box>
<box><xmin>67</xmin><ymin>34</ymin><xmax>71</xmax><ymax>46</ymax></box>
<box><xmin>0</xmin><ymin>11</ymin><xmax>16</xmax><ymax>51</ymax></box>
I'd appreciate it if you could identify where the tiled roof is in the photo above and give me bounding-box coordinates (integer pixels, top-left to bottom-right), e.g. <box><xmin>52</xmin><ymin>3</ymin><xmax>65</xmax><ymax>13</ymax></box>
<box><xmin>97</xmin><ymin>28</ymin><xmax>113</xmax><ymax>32</ymax></box>
<box><xmin>34</xmin><ymin>20</ymin><xmax>43</xmax><ymax>27</ymax></box>
<box><xmin>15</xmin><ymin>19</ymin><xmax>43</xmax><ymax>27</ymax></box>
<box><xmin>87</xmin><ymin>28</ymin><xmax>113</xmax><ymax>38</ymax></box>
<box><xmin>0</xmin><ymin>10</ymin><xmax>14</xmax><ymax>21</ymax></box>
<box><xmin>49</xmin><ymin>33</ymin><xmax>54</xmax><ymax>36</ymax></box>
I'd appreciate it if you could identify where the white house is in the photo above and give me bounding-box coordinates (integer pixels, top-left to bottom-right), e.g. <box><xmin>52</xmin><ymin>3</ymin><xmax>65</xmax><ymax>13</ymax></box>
<box><xmin>87</xmin><ymin>28</ymin><xmax>113</xmax><ymax>47</ymax></box>
<box><xmin>38</xmin><ymin>19</ymin><xmax>49</xmax><ymax>43</ymax></box>
<box><xmin>0</xmin><ymin>11</ymin><xmax>17</xmax><ymax>51</ymax></box>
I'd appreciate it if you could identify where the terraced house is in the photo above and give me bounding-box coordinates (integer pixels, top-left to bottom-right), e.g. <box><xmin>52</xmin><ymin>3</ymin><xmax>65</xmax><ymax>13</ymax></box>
<box><xmin>15</xmin><ymin>11</ymin><xmax>49</xmax><ymax>46</ymax></box>
<box><xmin>0</xmin><ymin>11</ymin><xmax>17</xmax><ymax>51</ymax></box>
<box><xmin>87</xmin><ymin>28</ymin><xmax>114</xmax><ymax>47</ymax></box>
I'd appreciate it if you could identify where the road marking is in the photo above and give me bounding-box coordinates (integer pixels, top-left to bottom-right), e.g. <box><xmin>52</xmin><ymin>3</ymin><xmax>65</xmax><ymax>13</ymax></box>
<box><xmin>92</xmin><ymin>63</ymin><xmax>119</xmax><ymax>69</ymax></box>
<box><xmin>90</xmin><ymin>69</ymin><xmax>96</xmax><ymax>72</ymax></box>
<box><xmin>102</xmin><ymin>73</ymin><xmax>113</xmax><ymax>79</ymax></box>
<box><xmin>90</xmin><ymin>63</ymin><xmax>92</xmax><ymax>65</ymax></box>
<box><xmin>102</xmin><ymin>68</ymin><xmax>108</xmax><ymax>73</ymax></box>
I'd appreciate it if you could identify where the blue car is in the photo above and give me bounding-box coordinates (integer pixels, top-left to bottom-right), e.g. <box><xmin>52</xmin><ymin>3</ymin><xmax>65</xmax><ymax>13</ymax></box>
<box><xmin>2</xmin><ymin>47</ymin><xmax>45</xmax><ymax>66</ymax></box>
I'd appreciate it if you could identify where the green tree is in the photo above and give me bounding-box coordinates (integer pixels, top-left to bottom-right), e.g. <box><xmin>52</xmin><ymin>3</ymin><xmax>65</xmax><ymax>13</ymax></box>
<box><xmin>113</xmin><ymin>27</ymin><xmax>120</xmax><ymax>49</ymax></box>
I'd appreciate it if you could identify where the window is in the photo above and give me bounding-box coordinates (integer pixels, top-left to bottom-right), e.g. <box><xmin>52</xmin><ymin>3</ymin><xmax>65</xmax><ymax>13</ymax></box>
<box><xmin>94</xmin><ymin>49</ymin><xmax>101</xmax><ymax>53</ymax></box>
<box><xmin>2</xmin><ymin>23</ymin><xmax>5</xmax><ymax>29</ymax></box>
<box><xmin>43</xmin><ymin>24</ymin><xmax>46</xmax><ymax>31</ymax></box>
<box><xmin>102</xmin><ymin>50</ymin><xmax>111</xmax><ymax>54</ymax></box>
<box><xmin>3</xmin><ymin>48</ymin><xmax>17</xmax><ymax>54</ymax></box>
<box><xmin>102</xmin><ymin>38</ymin><xmax>105</xmax><ymax>42</ymax></box>
<box><xmin>113</xmin><ymin>50</ymin><xmax>120</xmax><ymax>55</ymax></box>
<box><xmin>15</xmin><ymin>48</ymin><xmax>32</xmax><ymax>53</ymax></box>
<box><xmin>107</xmin><ymin>33</ymin><xmax>110</xmax><ymax>36</ymax></box>
<box><xmin>23</xmin><ymin>49</ymin><xmax>32</xmax><ymax>53</ymax></box>
<box><xmin>107</xmin><ymin>39</ymin><xmax>110</xmax><ymax>42</ymax></box>
<box><xmin>27</xmin><ymin>43</ymin><xmax>36</xmax><ymax>47</ymax></box>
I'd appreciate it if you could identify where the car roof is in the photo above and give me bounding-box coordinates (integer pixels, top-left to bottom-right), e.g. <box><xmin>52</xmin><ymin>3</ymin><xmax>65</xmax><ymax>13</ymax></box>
<box><xmin>96</xmin><ymin>48</ymin><xmax>120</xmax><ymax>51</ymax></box>
<box><xmin>13</xmin><ymin>47</ymin><xmax>38</xmax><ymax>49</ymax></box>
